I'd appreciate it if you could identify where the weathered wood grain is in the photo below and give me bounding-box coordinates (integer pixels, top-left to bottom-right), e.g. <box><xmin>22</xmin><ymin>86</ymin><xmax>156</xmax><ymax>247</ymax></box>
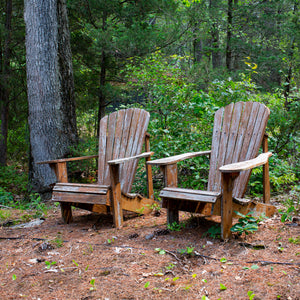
<box><xmin>154</xmin><ymin>102</ymin><xmax>275</xmax><ymax>240</ymax></box>
<box><xmin>37</xmin><ymin>108</ymin><xmax>155</xmax><ymax>229</ymax></box>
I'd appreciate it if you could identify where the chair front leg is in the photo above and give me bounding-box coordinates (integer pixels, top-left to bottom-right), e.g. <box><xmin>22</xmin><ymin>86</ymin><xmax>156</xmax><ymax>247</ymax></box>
<box><xmin>145</xmin><ymin>133</ymin><xmax>154</xmax><ymax>200</ymax></box>
<box><xmin>50</xmin><ymin>162</ymin><xmax>73</xmax><ymax>223</ymax></box>
<box><xmin>110</xmin><ymin>164</ymin><xmax>123</xmax><ymax>229</ymax></box>
<box><xmin>262</xmin><ymin>134</ymin><xmax>270</xmax><ymax>204</ymax></box>
<box><xmin>161</xmin><ymin>163</ymin><xmax>178</xmax><ymax>225</ymax></box>
<box><xmin>221</xmin><ymin>172</ymin><xmax>239</xmax><ymax>239</ymax></box>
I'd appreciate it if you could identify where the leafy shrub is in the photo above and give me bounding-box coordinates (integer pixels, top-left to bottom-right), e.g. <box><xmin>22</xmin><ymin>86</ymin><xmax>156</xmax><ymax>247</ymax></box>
<box><xmin>0</xmin><ymin>165</ymin><xmax>28</xmax><ymax>195</ymax></box>
<box><xmin>123</xmin><ymin>51</ymin><xmax>216</xmax><ymax>190</ymax></box>
<box><xmin>231</xmin><ymin>211</ymin><xmax>264</xmax><ymax>235</ymax></box>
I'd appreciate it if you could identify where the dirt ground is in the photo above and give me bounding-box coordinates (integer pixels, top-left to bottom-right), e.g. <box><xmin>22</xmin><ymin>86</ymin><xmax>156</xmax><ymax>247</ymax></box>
<box><xmin>0</xmin><ymin>201</ymin><xmax>299</xmax><ymax>300</ymax></box>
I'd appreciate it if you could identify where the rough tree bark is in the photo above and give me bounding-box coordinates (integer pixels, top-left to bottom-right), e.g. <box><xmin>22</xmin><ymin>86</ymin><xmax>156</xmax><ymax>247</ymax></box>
<box><xmin>25</xmin><ymin>0</ymin><xmax>78</xmax><ymax>194</ymax></box>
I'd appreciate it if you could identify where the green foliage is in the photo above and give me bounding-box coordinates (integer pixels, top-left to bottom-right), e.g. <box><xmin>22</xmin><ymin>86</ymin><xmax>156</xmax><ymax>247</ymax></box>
<box><xmin>124</xmin><ymin>51</ymin><xmax>216</xmax><ymax>190</ymax></box>
<box><xmin>278</xmin><ymin>191</ymin><xmax>300</xmax><ymax>222</ymax></box>
<box><xmin>167</xmin><ymin>221</ymin><xmax>185</xmax><ymax>231</ymax></box>
<box><xmin>230</xmin><ymin>211</ymin><xmax>263</xmax><ymax>235</ymax></box>
<box><xmin>0</xmin><ymin>187</ymin><xmax>14</xmax><ymax>206</ymax></box>
<box><xmin>204</xmin><ymin>224</ymin><xmax>221</xmax><ymax>239</ymax></box>
<box><xmin>45</xmin><ymin>261</ymin><xmax>57</xmax><ymax>269</ymax></box>
<box><xmin>208</xmin><ymin>74</ymin><xmax>259</xmax><ymax>107</ymax></box>
<box><xmin>179</xmin><ymin>246</ymin><xmax>195</xmax><ymax>256</ymax></box>
<box><xmin>155</xmin><ymin>248</ymin><xmax>166</xmax><ymax>255</ymax></box>
<box><xmin>67</xmin><ymin>130</ymin><xmax>98</xmax><ymax>184</ymax></box>
<box><xmin>89</xmin><ymin>278</ymin><xmax>96</xmax><ymax>291</ymax></box>
<box><xmin>267</xmin><ymin>95</ymin><xmax>300</xmax><ymax>160</ymax></box>
<box><xmin>288</xmin><ymin>237</ymin><xmax>300</xmax><ymax>245</ymax></box>
<box><xmin>0</xmin><ymin>165</ymin><xmax>28</xmax><ymax>196</ymax></box>
<box><xmin>248</xmin><ymin>291</ymin><xmax>256</xmax><ymax>300</ymax></box>
<box><xmin>51</xmin><ymin>234</ymin><xmax>64</xmax><ymax>248</ymax></box>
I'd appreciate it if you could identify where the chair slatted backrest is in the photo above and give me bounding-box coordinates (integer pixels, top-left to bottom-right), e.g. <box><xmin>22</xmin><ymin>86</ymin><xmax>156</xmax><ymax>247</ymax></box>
<box><xmin>98</xmin><ymin>108</ymin><xmax>150</xmax><ymax>193</ymax></box>
<box><xmin>208</xmin><ymin>102</ymin><xmax>270</xmax><ymax>198</ymax></box>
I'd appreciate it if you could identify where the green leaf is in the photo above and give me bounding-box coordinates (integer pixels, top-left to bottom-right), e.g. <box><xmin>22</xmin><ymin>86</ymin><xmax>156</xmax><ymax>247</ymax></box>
<box><xmin>220</xmin><ymin>283</ymin><xmax>227</xmax><ymax>290</ymax></box>
<box><xmin>251</xmin><ymin>264</ymin><xmax>259</xmax><ymax>270</ymax></box>
<box><xmin>72</xmin><ymin>259</ymin><xmax>79</xmax><ymax>267</ymax></box>
<box><xmin>144</xmin><ymin>281</ymin><xmax>150</xmax><ymax>288</ymax></box>
<box><xmin>248</xmin><ymin>291</ymin><xmax>255</xmax><ymax>300</ymax></box>
<box><xmin>90</xmin><ymin>279</ymin><xmax>95</xmax><ymax>286</ymax></box>
<box><xmin>12</xmin><ymin>274</ymin><xmax>16</xmax><ymax>280</ymax></box>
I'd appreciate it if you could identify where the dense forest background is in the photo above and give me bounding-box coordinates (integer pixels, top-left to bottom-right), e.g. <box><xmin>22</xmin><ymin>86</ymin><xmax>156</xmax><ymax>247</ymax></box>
<box><xmin>0</xmin><ymin>0</ymin><xmax>299</xmax><ymax>208</ymax></box>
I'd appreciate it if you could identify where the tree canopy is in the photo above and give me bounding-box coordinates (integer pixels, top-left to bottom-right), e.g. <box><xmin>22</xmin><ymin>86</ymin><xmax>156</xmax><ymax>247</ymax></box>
<box><xmin>0</xmin><ymin>0</ymin><xmax>298</xmax><ymax>199</ymax></box>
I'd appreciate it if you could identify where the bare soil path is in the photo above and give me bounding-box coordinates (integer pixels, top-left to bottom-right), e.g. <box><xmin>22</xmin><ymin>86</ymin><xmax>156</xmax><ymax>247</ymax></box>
<box><xmin>0</xmin><ymin>205</ymin><xmax>299</xmax><ymax>300</ymax></box>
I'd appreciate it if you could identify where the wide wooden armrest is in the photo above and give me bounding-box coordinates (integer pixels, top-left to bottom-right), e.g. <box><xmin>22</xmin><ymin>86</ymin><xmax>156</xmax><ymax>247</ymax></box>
<box><xmin>107</xmin><ymin>152</ymin><xmax>154</xmax><ymax>165</ymax></box>
<box><xmin>219</xmin><ymin>152</ymin><xmax>272</xmax><ymax>173</ymax></box>
<box><xmin>36</xmin><ymin>155</ymin><xmax>98</xmax><ymax>165</ymax></box>
<box><xmin>147</xmin><ymin>150</ymin><xmax>211</xmax><ymax>166</ymax></box>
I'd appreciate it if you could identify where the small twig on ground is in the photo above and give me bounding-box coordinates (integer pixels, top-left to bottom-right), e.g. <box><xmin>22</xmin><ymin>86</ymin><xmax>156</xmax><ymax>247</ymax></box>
<box><xmin>164</xmin><ymin>249</ymin><xmax>184</xmax><ymax>265</ymax></box>
<box><xmin>194</xmin><ymin>251</ymin><xmax>219</xmax><ymax>261</ymax></box>
<box><xmin>246</xmin><ymin>260</ymin><xmax>300</xmax><ymax>266</ymax></box>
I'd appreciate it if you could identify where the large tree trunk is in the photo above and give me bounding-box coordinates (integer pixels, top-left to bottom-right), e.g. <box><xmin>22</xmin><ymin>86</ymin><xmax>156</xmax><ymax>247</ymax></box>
<box><xmin>25</xmin><ymin>0</ymin><xmax>77</xmax><ymax>194</ymax></box>
<box><xmin>0</xmin><ymin>0</ymin><xmax>12</xmax><ymax>166</ymax></box>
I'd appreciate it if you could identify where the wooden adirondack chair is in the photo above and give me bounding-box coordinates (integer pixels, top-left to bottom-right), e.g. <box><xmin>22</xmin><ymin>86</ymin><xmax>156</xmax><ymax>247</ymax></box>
<box><xmin>148</xmin><ymin>102</ymin><xmax>276</xmax><ymax>239</ymax></box>
<box><xmin>37</xmin><ymin>108</ymin><xmax>155</xmax><ymax>228</ymax></box>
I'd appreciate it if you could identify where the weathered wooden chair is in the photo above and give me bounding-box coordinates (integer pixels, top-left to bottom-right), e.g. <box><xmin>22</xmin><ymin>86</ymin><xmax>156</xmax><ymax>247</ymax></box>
<box><xmin>148</xmin><ymin>102</ymin><xmax>276</xmax><ymax>239</ymax></box>
<box><xmin>38</xmin><ymin>108</ymin><xmax>155</xmax><ymax>228</ymax></box>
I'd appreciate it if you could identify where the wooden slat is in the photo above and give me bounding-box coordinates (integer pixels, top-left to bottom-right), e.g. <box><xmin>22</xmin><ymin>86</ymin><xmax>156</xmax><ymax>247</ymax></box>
<box><xmin>103</xmin><ymin>111</ymin><xmax>118</xmax><ymax>185</ymax></box>
<box><xmin>223</xmin><ymin>101</ymin><xmax>244</xmax><ymax>165</ymax></box>
<box><xmin>120</xmin><ymin>109</ymin><xmax>139</xmax><ymax>191</ymax></box>
<box><xmin>52</xmin><ymin>192</ymin><xmax>108</xmax><ymax>205</ymax></box>
<box><xmin>53</xmin><ymin>184</ymin><xmax>109</xmax><ymax>194</ymax></box>
<box><xmin>229</xmin><ymin>102</ymin><xmax>253</xmax><ymax>166</ymax></box>
<box><xmin>118</xmin><ymin>109</ymin><xmax>134</xmax><ymax>159</ymax></box>
<box><xmin>163</xmin><ymin>187</ymin><xmax>220</xmax><ymax>196</ymax></box>
<box><xmin>208</xmin><ymin>106</ymin><xmax>224</xmax><ymax>192</ymax></box>
<box><xmin>98</xmin><ymin>115</ymin><xmax>108</xmax><ymax>185</ymax></box>
<box><xmin>219</xmin><ymin>152</ymin><xmax>272</xmax><ymax>172</ymax></box>
<box><xmin>55</xmin><ymin>182</ymin><xmax>109</xmax><ymax>188</ymax></box>
<box><xmin>148</xmin><ymin>151</ymin><xmax>211</xmax><ymax>165</ymax></box>
<box><xmin>118</xmin><ymin>108</ymin><xmax>134</xmax><ymax>191</ymax></box>
<box><xmin>37</xmin><ymin>155</ymin><xmax>98</xmax><ymax>164</ymax></box>
<box><xmin>234</xmin><ymin>103</ymin><xmax>269</xmax><ymax>197</ymax></box>
<box><xmin>107</xmin><ymin>151</ymin><xmax>153</xmax><ymax>165</ymax></box>
<box><xmin>242</xmin><ymin>106</ymin><xmax>269</xmax><ymax>193</ymax></box>
<box><xmin>232</xmin><ymin>102</ymin><xmax>260</xmax><ymax>197</ymax></box>
<box><xmin>126</xmin><ymin>110</ymin><xmax>150</xmax><ymax>193</ymax></box>
<box><xmin>160</xmin><ymin>187</ymin><xmax>220</xmax><ymax>203</ymax></box>
<box><xmin>122</xmin><ymin>109</ymin><xmax>143</xmax><ymax>193</ymax></box>
<box><xmin>214</xmin><ymin>103</ymin><xmax>234</xmax><ymax>192</ymax></box>
<box><xmin>112</xmin><ymin>109</ymin><xmax>126</xmax><ymax>161</ymax></box>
